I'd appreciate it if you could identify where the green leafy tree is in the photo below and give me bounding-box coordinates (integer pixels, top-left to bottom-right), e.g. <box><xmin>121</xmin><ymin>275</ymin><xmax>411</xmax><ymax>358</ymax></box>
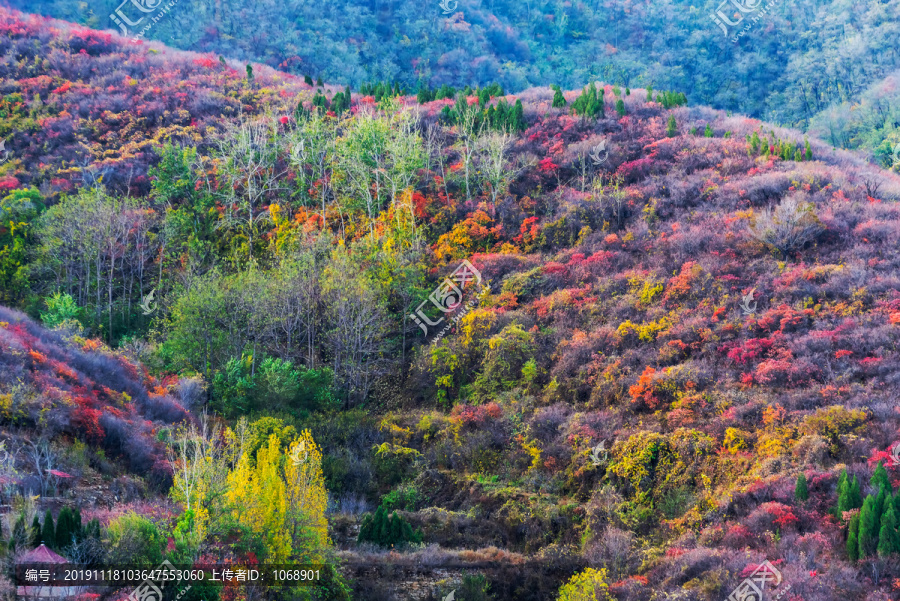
<box><xmin>704</xmin><ymin>123</ymin><xmax>713</xmax><ymax>137</ymax></box>
<box><xmin>0</xmin><ymin>187</ymin><xmax>44</xmax><ymax>304</ymax></box>
<box><xmin>40</xmin><ymin>292</ymin><xmax>82</xmax><ymax>330</ymax></box>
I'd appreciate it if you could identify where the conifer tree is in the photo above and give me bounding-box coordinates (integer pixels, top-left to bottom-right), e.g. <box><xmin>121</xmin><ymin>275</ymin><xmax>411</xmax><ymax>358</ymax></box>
<box><xmin>850</xmin><ymin>476</ymin><xmax>863</xmax><ymax>510</ymax></box>
<box><xmin>872</xmin><ymin>461</ymin><xmax>892</xmax><ymax>494</ymax></box>
<box><xmin>847</xmin><ymin>513</ymin><xmax>860</xmax><ymax>561</ymax></box>
<box><xmin>704</xmin><ymin>123</ymin><xmax>713</xmax><ymax>137</ymax></box>
<box><xmin>9</xmin><ymin>515</ymin><xmax>26</xmax><ymax>552</ymax></box>
<box><xmin>615</xmin><ymin>98</ymin><xmax>626</xmax><ymax>117</ymax></box>
<box><xmin>41</xmin><ymin>510</ymin><xmax>54</xmax><ymax>548</ymax></box>
<box><xmin>795</xmin><ymin>473</ymin><xmax>809</xmax><ymax>502</ymax></box>
<box><xmin>56</xmin><ymin>507</ymin><xmax>73</xmax><ymax>549</ymax></box>
<box><xmin>30</xmin><ymin>514</ymin><xmax>42</xmax><ymax>547</ymax></box>
<box><xmin>73</xmin><ymin>507</ymin><xmax>83</xmax><ymax>543</ymax></box>
<box><xmin>646</xmin><ymin>86</ymin><xmax>653</xmax><ymax>102</ymax></box>
<box><xmin>512</xmin><ymin>100</ymin><xmax>526</xmax><ymax>132</ymax></box>
<box><xmin>666</xmin><ymin>114</ymin><xmax>677</xmax><ymax>138</ymax></box>
<box><xmin>304</xmin><ymin>75</ymin><xmax>314</xmax><ymax>86</ymax></box>
<box><xmin>877</xmin><ymin>502</ymin><xmax>900</xmax><ymax>557</ymax></box>
<box><xmin>804</xmin><ymin>137</ymin><xmax>812</xmax><ymax>160</ymax></box>
<box><xmin>316</xmin><ymin>76</ymin><xmax>324</xmax><ymax>86</ymax></box>
<box><xmin>245</xmin><ymin>64</ymin><xmax>253</xmax><ymax>81</ymax></box>
<box><xmin>859</xmin><ymin>494</ymin><xmax>878</xmax><ymax>558</ymax></box>
<box><xmin>749</xmin><ymin>131</ymin><xmax>761</xmax><ymax>155</ymax></box>
<box><xmin>551</xmin><ymin>85</ymin><xmax>566</xmax><ymax>108</ymax></box>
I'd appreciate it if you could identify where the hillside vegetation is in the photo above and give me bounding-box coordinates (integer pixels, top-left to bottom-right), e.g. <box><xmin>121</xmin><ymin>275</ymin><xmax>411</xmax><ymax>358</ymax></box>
<box><xmin>2</xmin><ymin>7</ymin><xmax>900</xmax><ymax>601</ymax></box>
<box><xmin>11</xmin><ymin>0</ymin><xmax>900</xmax><ymax>158</ymax></box>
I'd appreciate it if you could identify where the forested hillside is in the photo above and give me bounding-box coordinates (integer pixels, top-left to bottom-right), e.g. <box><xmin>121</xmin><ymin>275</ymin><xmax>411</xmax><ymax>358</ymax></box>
<box><xmin>10</xmin><ymin>0</ymin><xmax>900</xmax><ymax>150</ymax></box>
<box><xmin>3</xmin><ymin>7</ymin><xmax>900</xmax><ymax>601</ymax></box>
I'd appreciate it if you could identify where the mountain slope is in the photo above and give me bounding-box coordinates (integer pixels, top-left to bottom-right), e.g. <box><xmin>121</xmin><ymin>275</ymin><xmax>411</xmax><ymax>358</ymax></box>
<box><xmin>3</xmin><ymin>10</ymin><xmax>900</xmax><ymax>601</ymax></box>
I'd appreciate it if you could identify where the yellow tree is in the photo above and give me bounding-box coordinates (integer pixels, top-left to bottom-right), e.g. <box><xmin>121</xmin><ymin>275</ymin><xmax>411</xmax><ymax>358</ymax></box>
<box><xmin>557</xmin><ymin>568</ymin><xmax>611</xmax><ymax>601</ymax></box>
<box><xmin>284</xmin><ymin>430</ymin><xmax>330</xmax><ymax>561</ymax></box>
<box><xmin>226</xmin><ymin>434</ymin><xmax>291</xmax><ymax>562</ymax></box>
<box><xmin>225</xmin><ymin>429</ymin><xmax>330</xmax><ymax>563</ymax></box>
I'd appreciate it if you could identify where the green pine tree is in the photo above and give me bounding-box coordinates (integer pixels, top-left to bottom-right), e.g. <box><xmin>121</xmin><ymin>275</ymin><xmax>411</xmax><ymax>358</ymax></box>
<box><xmin>666</xmin><ymin>115</ymin><xmax>677</xmax><ymax>137</ymax></box>
<box><xmin>73</xmin><ymin>507</ymin><xmax>83</xmax><ymax>543</ymax></box>
<box><xmin>795</xmin><ymin>473</ymin><xmax>809</xmax><ymax>502</ymax></box>
<box><xmin>551</xmin><ymin>85</ymin><xmax>566</xmax><ymax>108</ymax></box>
<box><xmin>877</xmin><ymin>502</ymin><xmax>900</xmax><ymax>557</ymax></box>
<box><xmin>9</xmin><ymin>515</ymin><xmax>26</xmax><ymax>552</ymax></box>
<box><xmin>625</xmin><ymin>87</ymin><xmax>630</xmax><ymax>96</ymax></box>
<box><xmin>316</xmin><ymin>76</ymin><xmax>324</xmax><ymax>86</ymax></box>
<box><xmin>859</xmin><ymin>494</ymin><xmax>878</xmax><ymax>558</ymax></box>
<box><xmin>389</xmin><ymin>513</ymin><xmax>402</xmax><ymax>546</ymax></box>
<box><xmin>804</xmin><ymin>137</ymin><xmax>812</xmax><ymax>160</ymax></box>
<box><xmin>645</xmin><ymin>86</ymin><xmax>653</xmax><ymax>102</ymax></box>
<box><xmin>56</xmin><ymin>507</ymin><xmax>73</xmax><ymax>549</ymax></box>
<box><xmin>304</xmin><ymin>75</ymin><xmax>313</xmax><ymax>86</ymax></box>
<box><xmin>850</xmin><ymin>476</ymin><xmax>863</xmax><ymax>510</ymax></box>
<box><xmin>245</xmin><ymin>64</ymin><xmax>253</xmax><ymax>81</ymax></box>
<box><xmin>615</xmin><ymin>98</ymin><xmax>626</xmax><ymax>116</ymax></box>
<box><xmin>847</xmin><ymin>513</ymin><xmax>860</xmax><ymax>562</ymax></box>
<box><xmin>357</xmin><ymin>514</ymin><xmax>374</xmax><ymax>544</ymax></box>
<box><xmin>30</xmin><ymin>514</ymin><xmax>41</xmax><ymax>547</ymax></box>
<box><xmin>513</xmin><ymin>100</ymin><xmax>526</xmax><ymax>132</ymax></box>
<box><xmin>704</xmin><ymin>123</ymin><xmax>713</xmax><ymax>137</ymax></box>
<box><xmin>41</xmin><ymin>510</ymin><xmax>55</xmax><ymax>548</ymax></box>
<box><xmin>872</xmin><ymin>461</ymin><xmax>892</xmax><ymax>494</ymax></box>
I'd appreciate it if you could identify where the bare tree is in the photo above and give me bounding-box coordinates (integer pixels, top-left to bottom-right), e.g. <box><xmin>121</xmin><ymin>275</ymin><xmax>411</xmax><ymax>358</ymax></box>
<box><xmin>23</xmin><ymin>439</ymin><xmax>56</xmax><ymax>497</ymax></box>
<box><xmin>590</xmin><ymin>174</ymin><xmax>628</xmax><ymax>231</ymax></box>
<box><xmin>476</xmin><ymin>131</ymin><xmax>517</xmax><ymax>213</ymax></box>
<box><xmin>199</xmin><ymin>117</ymin><xmax>288</xmax><ymax>262</ymax></box>
<box><xmin>749</xmin><ymin>195</ymin><xmax>824</xmax><ymax>259</ymax></box>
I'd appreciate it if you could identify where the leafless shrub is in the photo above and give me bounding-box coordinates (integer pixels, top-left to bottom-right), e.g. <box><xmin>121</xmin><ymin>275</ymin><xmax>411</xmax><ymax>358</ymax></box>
<box><xmin>749</xmin><ymin>195</ymin><xmax>824</xmax><ymax>259</ymax></box>
<box><xmin>584</xmin><ymin>526</ymin><xmax>639</xmax><ymax>579</ymax></box>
